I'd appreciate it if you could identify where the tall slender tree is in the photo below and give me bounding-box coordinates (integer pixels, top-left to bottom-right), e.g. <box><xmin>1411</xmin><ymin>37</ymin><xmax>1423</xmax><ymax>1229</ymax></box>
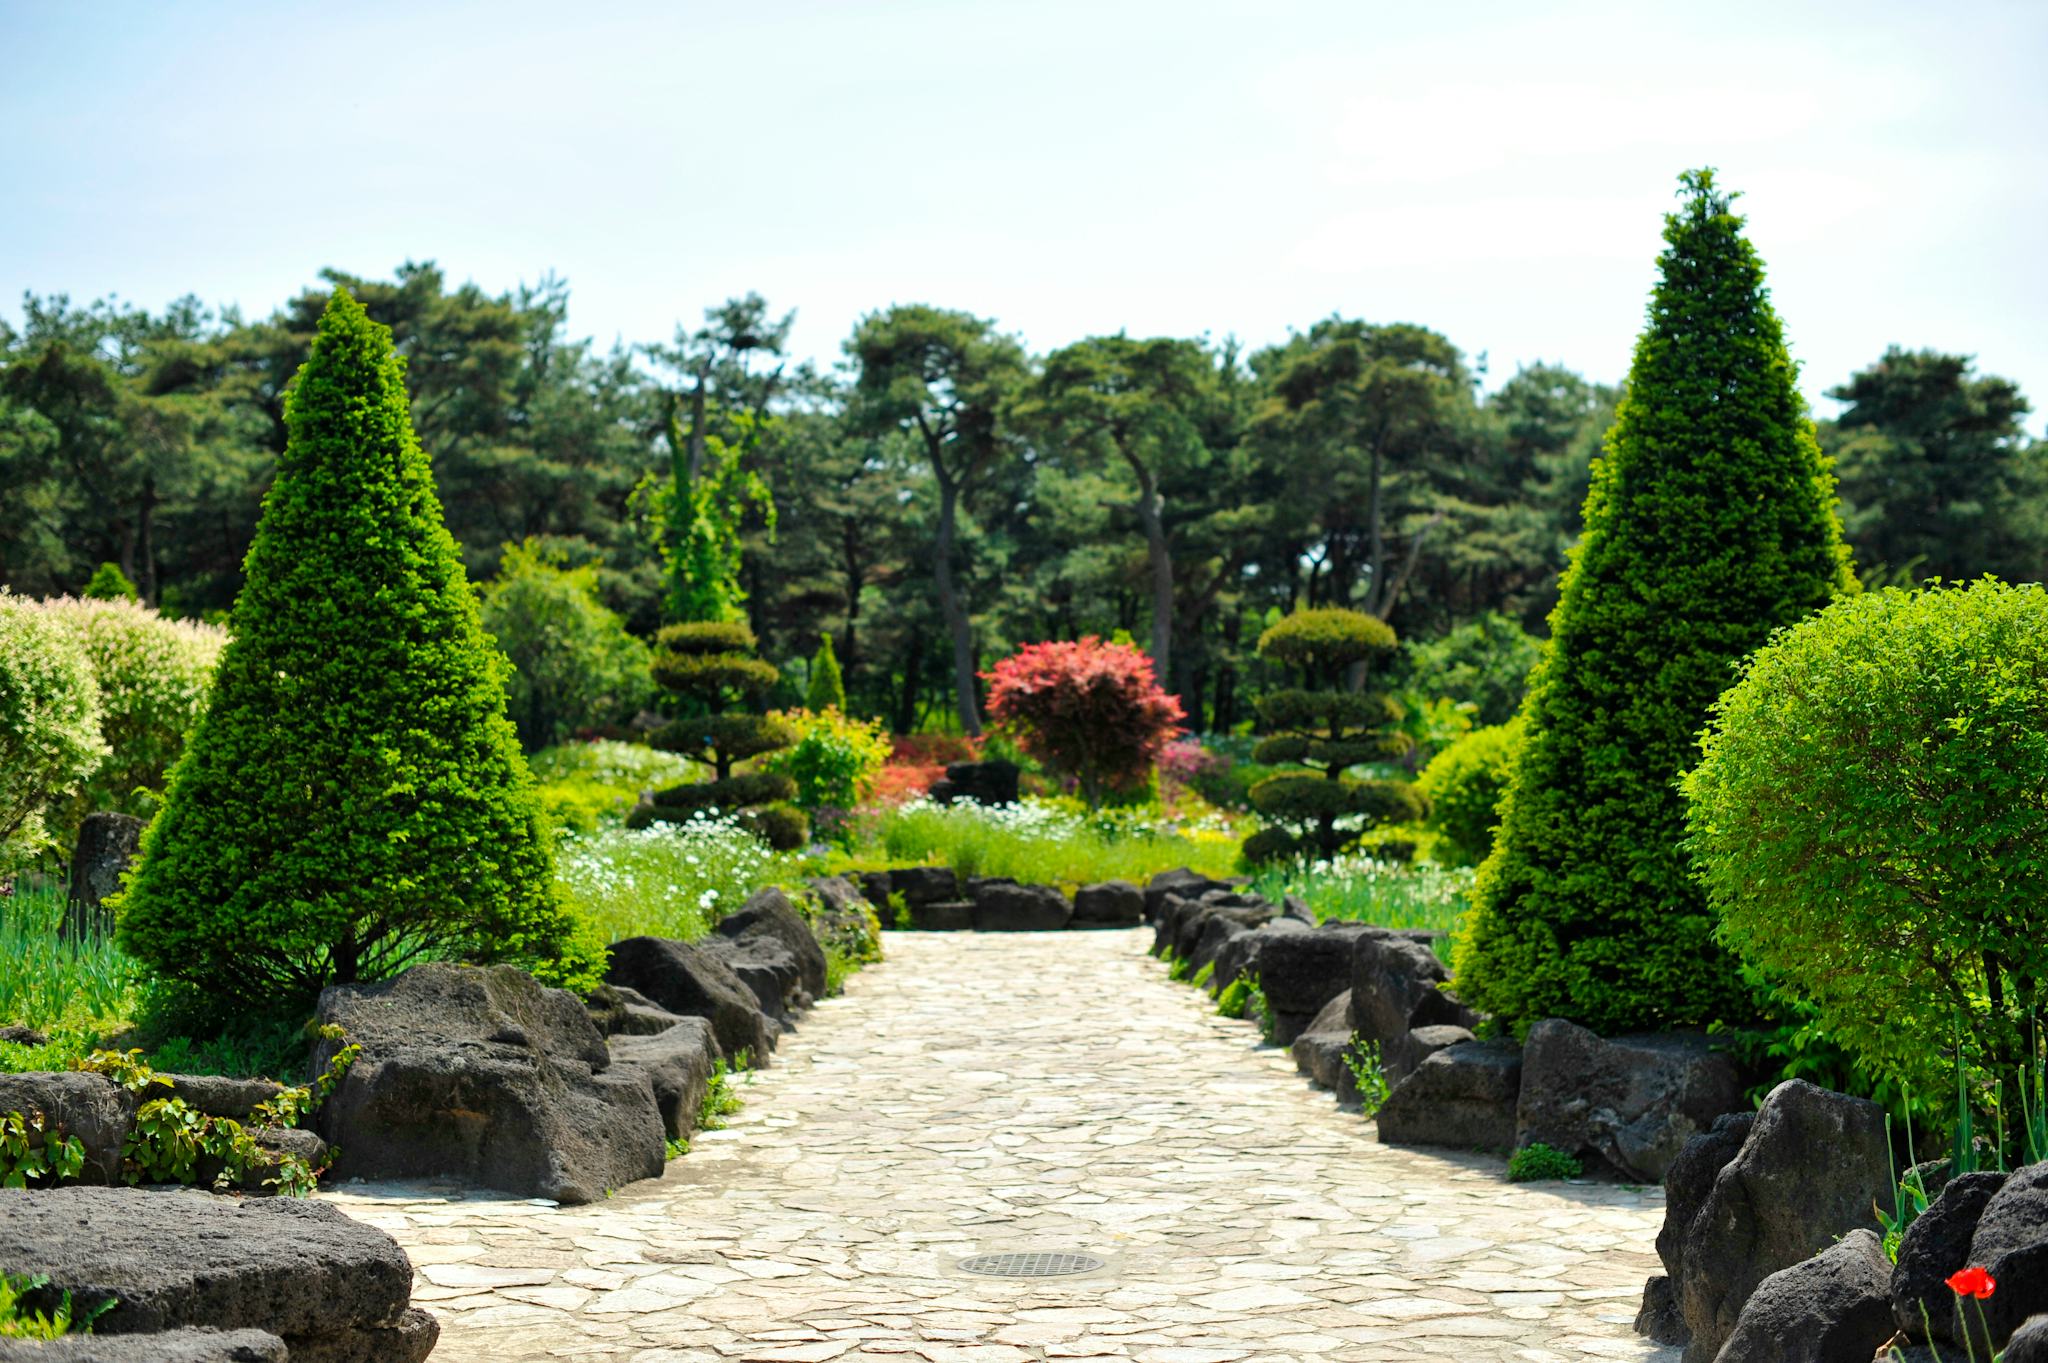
<box><xmin>1454</xmin><ymin>170</ymin><xmax>1857</xmax><ymax>1033</ymax></box>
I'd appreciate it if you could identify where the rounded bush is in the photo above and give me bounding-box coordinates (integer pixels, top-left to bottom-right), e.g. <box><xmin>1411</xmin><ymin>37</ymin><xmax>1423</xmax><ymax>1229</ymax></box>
<box><xmin>33</xmin><ymin>596</ymin><xmax>227</xmax><ymax>841</ymax></box>
<box><xmin>1684</xmin><ymin>580</ymin><xmax>2048</xmax><ymax>1096</ymax></box>
<box><xmin>1417</xmin><ymin>719</ymin><xmax>1521</xmax><ymax>868</ymax></box>
<box><xmin>654</xmin><ymin>620</ymin><xmax>758</xmax><ymax>656</ymax></box>
<box><xmin>649</xmin><ymin>651</ymin><xmax>780</xmax><ymax>701</ymax></box>
<box><xmin>480</xmin><ymin>539</ymin><xmax>652</xmax><ymax>751</ymax></box>
<box><xmin>983</xmin><ymin>636</ymin><xmax>1183</xmax><ymax>806</ymax></box>
<box><xmin>0</xmin><ymin>590</ymin><xmax>107</xmax><ymax>875</ymax></box>
<box><xmin>1257</xmin><ymin>608</ymin><xmax>1398</xmax><ymax>681</ymax></box>
<box><xmin>759</xmin><ymin>707</ymin><xmax>891</xmax><ymax>811</ymax></box>
<box><xmin>82</xmin><ymin>563</ymin><xmax>139</xmax><ymax>602</ymax></box>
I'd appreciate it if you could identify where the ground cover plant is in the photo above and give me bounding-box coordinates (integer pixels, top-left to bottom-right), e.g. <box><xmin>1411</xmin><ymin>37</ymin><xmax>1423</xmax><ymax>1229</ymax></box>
<box><xmin>1247</xmin><ymin>852</ymin><xmax>1472</xmax><ymax>938</ymax></box>
<box><xmin>870</xmin><ymin>795</ymin><xmax>1239</xmax><ymax>886</ymax></box>
<box><xmin>1456</xmin><ymin>170</ymin><xmax>1858</xmax><ymax>1034</ymax></box>
<box><xmin>0</xmin><ymin>876</ymin><xmax>135</xmax><ymax>1060</ymax></box>
<box><xmin>528</xmin><ymin>739</ymin><xmax>703</xmax><ymax>832</ymax></box>
<box><xmin>119</xmin><ymin>290</ymin><xmax>597</xmax><ymax>1015</ymax></box>
<box><xmin>557</xmin><ymin>815</ymin><xmax>801</xmax><ymax>942</ymax></box>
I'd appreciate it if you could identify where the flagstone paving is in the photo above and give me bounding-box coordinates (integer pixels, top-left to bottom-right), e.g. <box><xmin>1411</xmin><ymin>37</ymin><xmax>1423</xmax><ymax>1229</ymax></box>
<box><xmin>327</xmin><ymin>928</ymin><xmax>1682</xmax><ymax>1363</ymax></box>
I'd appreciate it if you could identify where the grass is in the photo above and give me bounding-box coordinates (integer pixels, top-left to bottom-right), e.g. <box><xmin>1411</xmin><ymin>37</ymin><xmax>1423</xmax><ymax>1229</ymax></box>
<box><xmin>0</xmin><ymin>875</ymin><xmax>137</xmax><ymax>1058</ymax></box>
<box><xmin>556</xmin><ymin>816</ymin><xmax>802</xmax><ymax>943</ymax></box>
<box><xmin>870</xmin><ymin>797</ymin><xmax>1241</xmax><ymax>886</ymax></box>
<box><xmin>1249</xmin><ymin>852</ymin><xmax>1474</xmax><ymax>938</ymax></box>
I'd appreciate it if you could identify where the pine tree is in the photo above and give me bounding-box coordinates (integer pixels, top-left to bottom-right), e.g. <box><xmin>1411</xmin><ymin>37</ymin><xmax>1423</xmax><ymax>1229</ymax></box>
<box><xmin>120</xmin><ymin>290</ymin><xmax>593</xmax><ymax>1013</ymax></box>
<box><xmin>805</xmin><ymin>632</ymin><xmax>847</xmax><ymax>712</ymax></box>
<box><xmin>1241</xmin><ymin>608</ymin><xmax>1421</xmax><ymax>864</ymax></box>
<box><xmin>1454</xmin><ymin>171</ymin><xmax>1856</xmax><ymax>1033</ymax></box>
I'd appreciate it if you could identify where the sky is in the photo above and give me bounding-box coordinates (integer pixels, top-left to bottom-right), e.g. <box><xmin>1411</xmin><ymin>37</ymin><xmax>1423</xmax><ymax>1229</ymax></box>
<box><xmin>4</xmin><ymin>0</ymin><xmax>2045</xmax><ymax>425</ymax></box>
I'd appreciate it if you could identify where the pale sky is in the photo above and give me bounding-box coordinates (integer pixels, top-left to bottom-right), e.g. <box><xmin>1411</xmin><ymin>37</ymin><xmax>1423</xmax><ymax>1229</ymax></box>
<box><xmin>5</xmin><ymin>0</ymin><xmax>2044</xmax><ymax>425</ymax></box>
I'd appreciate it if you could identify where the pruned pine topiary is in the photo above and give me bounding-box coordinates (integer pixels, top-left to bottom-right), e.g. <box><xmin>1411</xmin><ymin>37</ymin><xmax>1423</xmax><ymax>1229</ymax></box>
<box><xmin>118</xmin><ymin>289</ymin><xmax>596</xmax><ymax>1014</ymax></box>
<box><xmin>805</xmin><ymin>632</ymin><xmax>847</xmax><ymax>712</ymax></box>
<box><xmin>1243</xmin><ymin>607</ymin><xmax>1423</xmax><ymax>864</ymax></box>
<box><xmin>636</xmin><ymin>620</ymin><xmax>807</xmax><ymax>848</ymax></box>
<box><xmin>1454</xmin><ymin>170</ymin><xmax>1857</xmax><ymax>1035</ymax></box>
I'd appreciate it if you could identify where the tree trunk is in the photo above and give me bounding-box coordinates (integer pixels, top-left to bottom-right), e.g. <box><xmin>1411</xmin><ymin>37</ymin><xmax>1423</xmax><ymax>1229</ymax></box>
<box><xmin>1125</xmin><ymin>455</ymin><xmax>1174</xmax><ymax>687</ymax></box>
<box><xmin>895</xmin><ymin>633</ymin><xmax>922</xmax><ymax>737</ymax></box>
<box><xmin>685</xmin><ymin>376</ymin><xmax>710</xmax><ymax>484</ymax></box>
<box><xmin>138</xmin><ymin>476</ymin><xmax>159</xmax><ymax>606</ymax></box>
<box><xmin>932</xmin><ymin>479</ymin><xmax>982</xmax><ymax>736</ymax></box>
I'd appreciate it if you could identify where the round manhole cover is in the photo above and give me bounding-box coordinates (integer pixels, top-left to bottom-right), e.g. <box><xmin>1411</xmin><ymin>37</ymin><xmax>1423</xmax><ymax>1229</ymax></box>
<box><xmin>957</xmin><ymin>1251</ymin><xmax>1105</xmax><ymax>1278</ymax></box>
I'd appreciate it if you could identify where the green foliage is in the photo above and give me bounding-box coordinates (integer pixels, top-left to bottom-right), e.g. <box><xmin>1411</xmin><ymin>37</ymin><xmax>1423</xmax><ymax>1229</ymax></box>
<box><xmin>1401</xmin><ymin>616</ymin><xmax>1544</xmax><ymax>730</ymax></box>
<box><xmin>0</xmin><ymin>591</ymin><xmax>108</xmax><ymax>875</ymax></box>
<box><xmin>118</xmin><ymin>290</ymin><xmax>593</xmax><ymax>1015</ymax></box>
<box><xmin>1215</xmin><ymin>975</ymin><xmax>1253</xmax><ymax>1018</ymax></box>
<box><xmin>1190</xmin><ymin>960</ymin><xmax>1215</xmax><ymax>989</ymax></box>
<box><xmin>697</xmin><ymin>1057</ymin><xmax>745</xmax><ymax>1131</ymax></box>
<box><xmin>1507</xmin><ymin>1142</ymin><xmax>1583</xmax><ymax>1182</ymax></box>
<box><xmin>480</xmin><ymin>538</ymin><xmax>653</xmax><ymax>752</ymax></box>
<box><xmin>555</xmin><ymin>818</ymin><xmax>799</xmax><ymax>943</ymax></box>
<box><xmin>758</xmin><ymin>707</ymin><xmax>890</xmax><ymax>812</ymax></box>
<box><xmin>529</xmin><ymin>739</ymin><xmax>701</xmax><ymax>833</ymax></box>
<box><xmin>34</xmin><ymin>596</ymin><xmax>226</xmax><ymax>840</ymax></box>
<box><xmin>0</xmin><ymin>1271</ymin><xmax>106</xmax><ymax>1339</ymax></box>
<box><xmin>643</xmin><ymin>411</ymin><xmax>776</xmax><ymax>626</ymax></box>
<box><xmin>1457</xmin><ymin>170</ymin><xmax>1857</xmax><ymax>1034</ymax></box>
<box><xmin>874</xmin><ymin>796</ymin><xmax>1240</xmax><ymax>886</ymax></box>
<box><xmin>1684</xmin><ymin>580</ymin><xmax>2048</xmax><ymax>1104</ymax></box>
<box><xmin>1245</xmin><ymin>607</ymin><xmax>1421</xmax><ymax>864</ymax></box>
<box><xmin>82</xmin><ymin>563</ymin><xmax>137</xmax><ymax>602</ymax></box>
<box><xmin>641</xmin><ymin>618</ymin><xmax>806</xmax><ymax>843</ymax></box>
<box><xmin>0</xmin><ymin>875</ymin><xmax>138</xmax><ymax>1045</ymax></box>
<box><xmin>1247</xmin><ymin>853</ymin><xmax>1471</xmax><ymax>939</ymax></box>
<box><xmin>1416</xmin><ymin>719</ymin><xmax>1522</xmax><ymax>867</ymax></box>
<box><xmin>806</xmin><ymin>633</ymin><xmax>847</xmax><ymax>712</ymax></box>
<box><xmin>0</xmin><ymin>1109</ymin><xmax>86</xmax><ymax>1188</ymax></box>
<box><xmin>1343</xmin><ymin>1037</ymin><xmax>1391</xmax><ymax>1116</ymax></box>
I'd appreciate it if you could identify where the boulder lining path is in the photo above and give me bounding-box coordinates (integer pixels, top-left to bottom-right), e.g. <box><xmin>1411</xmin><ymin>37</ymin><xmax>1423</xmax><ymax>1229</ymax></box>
<box><xmin>328</xmin><ymin>928</ymin><xmax>1679</xmax><ymax>1363</ymax></box>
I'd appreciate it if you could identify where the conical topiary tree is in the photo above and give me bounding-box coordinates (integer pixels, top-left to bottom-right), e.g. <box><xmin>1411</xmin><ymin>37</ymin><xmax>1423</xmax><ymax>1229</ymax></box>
<box><xmin>629</xmin><ymin>620</ymin><xmax>807</xmax><ymax>849</ymax></box>
<box><xmin>1454</xmin><ymin>170</ymin><xmax>1856</xmax><ymax>1034</ymax></box>
<box><xmin>1242</xmin><ymin>607</ymin><xmax>1423</xmax><ymax>864</ymax></box>
<box><xmin>806</xmin><ymin>632</ymin><xmax>846</xmax><ymax>712</ymax></box>
<box><xmin>119</xmin><ymin>289</ymin><xmax>594</xmax><ymax>1013</ymax></box>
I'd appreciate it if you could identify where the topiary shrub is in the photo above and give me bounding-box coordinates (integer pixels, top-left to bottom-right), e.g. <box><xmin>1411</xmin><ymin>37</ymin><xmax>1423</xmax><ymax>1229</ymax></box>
<box><xmin>1455</xmin><ymin>171</ymin><xmax>1856</xmax><ymax>1034</ymax></box>
<box><xmin>805</xmin><ymin>632</ymin><xmax>847</xmax><ymax>712</ymax></box>
<box><xmin>34</xmin><ymin>597</ymin><xmax>226</xmax><ymax>842</ymax></box>
<box><xmin>81</xmin><ymin>563</ymin><xmax>138</xmax><ymax>603</ymax></box>
<box><xmin>1684</xmin><ymin>580</ymin><xmax>2048</xmax><ymax>1106</ymax></box>
<box><xmin>1243</xmin><ymin>607</ymin><xmax>1422</xmax><ymax>865</ymax></box>
<box><xmin>1416</xmin><ymin>718</ymin><xmax>1521</xmax><ymax>868</ymax></box>
<box><xmin>632</xmin><ymin>620</ymin><xmax>807</xmax><ymax>849</ymax></box>
<box><xmin>983</xmin><ymin>636</ymin><xmax>1183</xmax><ymax>807</ymax></box>
<box><xmin>0</xmin><ymin>591</ymin><xmax>107</xmax><ymax>877</ymax></box>
<box><xmin>480</xmin><ymin>538</ymin><xmax>653</xmax><ymax>752</ymax></box>
<box><xmin>119</xmin><ymin>289</ymin><xmax>597</xmax><ymax>1014</ymax></box>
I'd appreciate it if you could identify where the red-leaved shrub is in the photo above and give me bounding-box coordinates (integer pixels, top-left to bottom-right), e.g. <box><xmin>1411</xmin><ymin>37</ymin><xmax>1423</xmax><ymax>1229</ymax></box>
<box><xmin>983</xmin><ymin>638</ymin><xmax>1184</xmax><ymax>806</ymax></box>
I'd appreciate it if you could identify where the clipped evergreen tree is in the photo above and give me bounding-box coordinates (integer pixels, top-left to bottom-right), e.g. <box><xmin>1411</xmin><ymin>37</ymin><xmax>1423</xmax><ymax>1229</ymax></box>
<box><xmin>1243</xmin><ymin>607</ymin><xmax>1422</xmax><ymax>864</ymax></box>
<box><xmin>1454</xmin><ymin>171</ymin><xmax>1856</xmax><ymax>1033</ymax></box>
<box><xmin>83</xmin><ymin>563</ymin><xmax>139</xmax><ymax>602</ymax></box>
<box><xmin>806</xmin><ymin>632</ymin><xmax>847</xmax><ymax>712</ymax></box>
<box><xmin>629</xmin><ymin>620</ymin><xmax>807</xmax><ymax>849</ymax></box>
<box><xmin>120</xmin><ymin>290</ymin><xmax>594</xmax><ymax>1013</ymax></box>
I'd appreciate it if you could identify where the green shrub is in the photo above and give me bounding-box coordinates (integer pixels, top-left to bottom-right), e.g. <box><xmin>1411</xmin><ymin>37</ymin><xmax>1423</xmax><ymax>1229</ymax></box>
<box><xmin>82</xmin><ymin>563</ymin><xmax>138</xmax><ymax>602</ymax></box>
<box><xmin>1507</xmin><ymin>1142</ymin><xmax>1583</xmax><ymax>1182</ymax></box>
<box><xmin>119</xmin><ymin>289</ymin><xmax>597</xmax><ymax>1016</ymax></box>
<box><xmin>1456</xmin><ymin>171</ymin><xmax>1857</xmax><ymax>1034</ymax></box>
<box><xmin>529</xmin><ymin>740</ymin><xmax>701</xmax><ymax>834</ymax></box>
<box><xmin>1399</xmin><ymin>612</ymin><xmax>1543</xmax><ymax>728</ymax></box>
<box><xmin>760</xmin><ymin>707</ymin><xmax>891</xmax><ymax>814</ymax></box>
<box><xmin>35</xmin><ymin>597</ymin><xmax>226</xmax><ymax>841</ymax></box>
<box><xmin>1416</xmin><ymin>719</ymin><xmax>1521</xmax><ymax>867</ymax></box>
<box><xmin>0</xmin><ymin>593</ymin><xmax>107</xmax><ymax>876</ymax></box>
<box><xmin>1684</xmin><ymin>580</ymin><xmax>2048</xmax><ymax>1105</ymax></box>
<box><xmin>637</xmin><ymin>621</ymin><xmax>805</xmax><ymax>845</ymax></box>
<box><xmin>480</xmin><ymin>538</ymin><xmax>653</xmax><ymax>752</ymax></box>
<box><xmin>805</xmin><ymin>633</ymin><xmax>847</xmax><ymax>712</ymax></box>
<box><xmin>1244</xmin><ymin>607</ymin><xmax>1422</xmax><ymax>864</ymax></box>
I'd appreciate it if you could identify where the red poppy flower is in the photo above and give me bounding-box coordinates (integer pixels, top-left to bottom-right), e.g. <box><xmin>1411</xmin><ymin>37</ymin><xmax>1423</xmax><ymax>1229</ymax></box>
<box><xmin>1947</xmin><ymin>1266</ymin><xmax>1996</xmax><ymax>1299</ymax></box>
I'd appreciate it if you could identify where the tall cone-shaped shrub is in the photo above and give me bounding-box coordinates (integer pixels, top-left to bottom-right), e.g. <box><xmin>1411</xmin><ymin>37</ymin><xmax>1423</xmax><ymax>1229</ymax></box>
<box><xmin>1454</xmin><ymin>171</ymin><xmax>1855</xmax><ymax>1033</ymax></box>
<box><xmin>121</xmin><ymin>290</ymin><xmax>593</xmax><ymax>1013</ymax></box>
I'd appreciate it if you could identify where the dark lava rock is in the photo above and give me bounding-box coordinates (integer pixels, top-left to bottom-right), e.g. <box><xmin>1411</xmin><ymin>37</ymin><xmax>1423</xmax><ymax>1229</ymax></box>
<box><xmin>1652</xmin><ymin>1108</ymin><xmax>1755</xmax><ymax>1336</ymax></box>
<box><xmin>0</xmin><ymin>1186</ymin><xmax>413</xmax><ymax>1338</ymax></box>
<box><xmin>1258</xmin><ymin>925</ymin><xmax>1371</xmax><ymax>1044</ymax></box>
<box><xmin>1290</xmin><ymin>991</ymin><xmax>1356</xmax><ymax>1098</ymax></box>
<box><xmin>583</xmin><ymin>983</ymin><xmax>688</xmax><ymax>1038</ymax></box>
<box><xmin>1211</xmin><ymin>919</ymin><xmax>1308</xmax><ymax>994</ymax></box>
<box><xmin>805</xmin><ymin>874</ymin><xmax>883</xmax><ymax>958</ymax></box>
<box><xmin>0</xmin><ymin>1328</ymin><xmax>289</xmax><ymax>1361</ymax></box>
<box><xmin>315</xmin><ymin>962</ymin><xmax>665</xmax><ymax>1204</ymax></box>
<box><xmin>1673</xmin><ymin>1079</ymin><xmax>1890</xmax><ymax>1363</ymax></box>
<box><xmin>1714</xmin><ymin>1227</ymin><xmax>1894</xmax><ymax>1363</ymax></box>
<box><xmin>1384</xmin><ymin>1024</ymin><xmax>1476</xmax><ymax>1085</ymax></box>
<box><xmin>1635</xmin><ymin>1274</ymin><xmax>1686</xmax><ymax>1347</ymax></box>
<box><xmin>1349</xmin><ymin>931</ymin><xmax>1474</xmax><ymax>1048</ymax></box>
<box><xmin>0</xmin><ymin>1070</ymin><xmax>134</xmax><ymax>1184</ymax></box>
<box><xmin>891</xmin><ymin>866</ymin><xmax>959</xmax><ymax>906</ymax></box>
<box><xmin>2004</xmin><ymin>1316</ymin><xmax>2048</xmax><ymax>1363</ymax></box>
<box><xmin>908</xmin><ymin>899</ymin><xmax>974</xmax><ymax>930</ymax></box>
<box><xmin>1514</xmin><ymin>1019</ymin><xmax>1744</xmax><ymax>1183</ymax></box>
<box><xmin>607</xmin><ymin>936</ymin><xmax>777</xmax><ymax>1063</ymax></box>
<box><xmin>718</xmin><ymin>887</ymin><xmax>829</xmax><ymax>1000</ymax></box>
<box><xmin>1279</xmin><ymin>894</ymin><xmax>1317</xmax><ymax>926</ymax></box>
<box><xmin>1189</xmin><ymin>905</ymin><xmax>1273</xmax><ymax>972</ymax></box>
<box><xmin>1961</xmin><ymin>1159</ymin><xmax>2048</xmax><ymax>1350</ymax></box>
<box><xmin>857</xmin><ymin>870</ymin><xmax>894</xmax><ymax>910</ymax></box>
<box><xmin>164</xmin><ymin>1074</ymin><xmax>287</xmax><ymax>1120</ymax></box>
<box><xmin>281</xmin><ymin>1307</ymin><xmax>439</xmax><ymax>1363</ymax></box>
<box><xmin>608</xmin><ymin>1017</ymin><xmax>721</xmax><ymax>1143</ymax></box>
<box><xmin>1071</xmin><ymin>880</ymin><xmax>1144</xmax><ymax>928</ymax></box>
<box><xmin>0</xmin><ymin>1024</ymin><xmax>48</xmax><ymax>1046</ymax></box>
<box><xmin>1893</xmin><ymin>1170</ymin><xmax>2006</xmax><ymax>1343</ymax></box>
<box><xmin>1143</xmin><ymin>868</ymin><xmax>1239</xmax><ymax>925</ymax></box>
<box><xmin>971</xmin><ymin>881</ymin><xmax>1072</xmax><ymax>932</ymax></box>
<box><xmin>67</xmin><ymin>810</ymin><xmax>145</xmax><ymax>938</ymax></box>
<box><xmin>1374</xmin><ymin>1040</ymin><xmax>1522</xmax><ymax>1153</ymax></box>
<box><xmin>928</xmin><ymin>759</ymin><xmax>1019</xmax><ymax>807</ymax></box>
<box><xmin>700</xmin><ymin>933</ymin><xmax>806</xmax><ymax>1018</ymax></box>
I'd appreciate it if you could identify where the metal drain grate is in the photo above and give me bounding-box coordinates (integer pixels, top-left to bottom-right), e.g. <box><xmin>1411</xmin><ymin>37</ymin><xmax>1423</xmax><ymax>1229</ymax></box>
<box><xmin>957</xmin><ymin>1251</ymin><xmax>1105</xmax><ymax>1278</ymax></box>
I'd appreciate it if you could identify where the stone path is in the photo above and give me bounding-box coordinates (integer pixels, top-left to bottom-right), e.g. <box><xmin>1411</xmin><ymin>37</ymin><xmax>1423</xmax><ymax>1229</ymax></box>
<box><xmin>328</xmin><ymin>929</ymin><xmax>1681</xmax><ymax>1363</ymax></box>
